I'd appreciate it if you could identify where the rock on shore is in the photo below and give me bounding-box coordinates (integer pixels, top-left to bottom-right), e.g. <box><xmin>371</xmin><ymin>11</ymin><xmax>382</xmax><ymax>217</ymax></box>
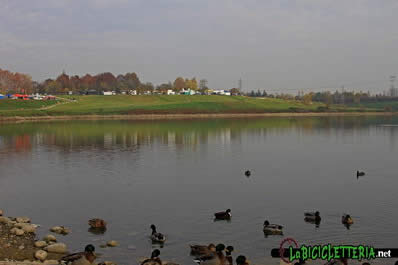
<box><xmin>44</xmin><ymin>243</ymin><xmax>67</xmax><ymax>254</ymax></box>
<box><xmin>49</xmin><ymin>226</ymin><xmax>69</xmax><ymax>235</ymax></box>
<box><xmin>0</xmin><ymin>217</ymin><xmax>65</xmax><ymax>261</ymax></box>
<box><xmin>34</xmin><ymin>250</ymin><xmax>48</xmax><ymax>261</ymax></box>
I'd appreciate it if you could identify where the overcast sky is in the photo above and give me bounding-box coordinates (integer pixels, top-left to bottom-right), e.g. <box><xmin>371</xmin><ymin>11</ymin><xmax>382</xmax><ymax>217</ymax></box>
<box><xmin>1</xmin><ymin>0</ymin><xmax>398</xmax><ymax>92</ymax></box>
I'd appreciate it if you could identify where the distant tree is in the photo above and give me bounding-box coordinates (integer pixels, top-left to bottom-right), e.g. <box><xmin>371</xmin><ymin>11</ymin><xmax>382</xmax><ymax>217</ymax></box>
<box><xmin>124</xmin><ymin>72</ymin><xmax>140</xmax><ymax>90</ymax></box>
<box><xmin>81</xmin><ymin>74</ymin><xmax>95</xmax><ymax>90</ymax></box>
<box><xmin>190</xmin><ymin>78</ymin><xmax>198</xmax><ymax>91</ymax></box>
<box><xmin>95</xmin><ymin>72</ymin><xmax>117</xmax><ymax>92</ymax></box>
<box><xmin>302</xmin><ymin>93</ymin><xmax>313</xmax><ymax>104</ymax></box>
<box><xmin>199</xmin><ymin>79</ymin><xmax>208</xmax><ymax>90</ymax></box>
<box><xmin>0</xmin><ymin>68</ymin><xmax>33</xmax><ymax>94</ymax></box>
<box><xmin>173</xmin><ymin>77</ymin><xmax>185</xmax><ymax>92</ymax></box>
<box><xmin>46</xmin><ymin>80</ymin><xmax>61</xmax><ymax>94</ymax></box>
<box><xmin>69</xmin><ymin>75</ymin><xmax>81</xmax><ymax>93</ymax></box>
<box><xmin>262</xmin><ymin>90</ymin><xmax>267</xmax><ymax>97</ymax></box>
<box><xmin>56</xmin><ymin>72</ymin><xmax>70</xmax><ymax>92</ymax></box>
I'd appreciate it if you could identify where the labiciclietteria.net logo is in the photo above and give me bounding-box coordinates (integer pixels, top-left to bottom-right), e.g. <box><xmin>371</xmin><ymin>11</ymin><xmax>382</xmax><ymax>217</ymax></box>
<box><xmin>272</xmin><ymin>238</ymin><xmax>398</xmax><ymax>263</ymax></box>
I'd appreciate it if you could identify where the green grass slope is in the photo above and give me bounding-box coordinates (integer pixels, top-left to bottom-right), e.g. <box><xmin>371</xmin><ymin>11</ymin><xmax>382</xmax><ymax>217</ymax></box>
<box><xmin>0</xmin><ymin>95</ymin><xmax>379</xmax><ymax>117</ymax></box>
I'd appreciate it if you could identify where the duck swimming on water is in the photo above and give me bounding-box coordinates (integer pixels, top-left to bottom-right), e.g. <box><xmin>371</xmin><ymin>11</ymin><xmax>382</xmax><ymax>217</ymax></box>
<box><xmin>190</xmin><ymin>244</ymin><xmax>216</xmax><ymax>256</ymax></box>
<box><xmin>61</xmin><ymin>244</ymin><xmax>99</xmax><ymax>265</ymax></box>
<box><xmin>194</xmin><ymin>244</ymin><xmax>226</xmax><ymax>265</ymax></box>
<box><xmin>140</xmin><ymin>249</ymin><xmax>162</xmax><ymax>265</ymax></box>
<box><xmin>341</xmin><ymin>214</ymin><xmax>354</xmax><ymax>225</ymax></box>
<box><xmin>263</xmin><ymin>220</ymin><xmax>283</xmax><ymax>235</ymax></box>
<box><xmin>304</xmin><ymin>211</ymin><xmax>321</xmax><ymax>222</ymax></box>
<box><xmin>357</xmin><ymin>171</ymin><xmax>365</xmax><ymax>177</ymax></box>
<box><xmin>150</xmin><ymin>224</ymin><xmax>166</xmax><ymax>243</ymax></box>
<box><xmin>88</xmin><ymin>218</ymin><xmax>106</xmax><ymax>229</ymax></box>
<box><xmin>225</xmin><ymin>246</ymin><xmax>234</xmax><ymax>265</ymax></box>
<box><xmin>236</xmin><ymin>256</ymin><xmax>249</xmax><ymax>265</ymax></box>
<box><xmin>214</xmin><ymin>209</ymin><xmax>231</xmax><ymax>220</ymax></box>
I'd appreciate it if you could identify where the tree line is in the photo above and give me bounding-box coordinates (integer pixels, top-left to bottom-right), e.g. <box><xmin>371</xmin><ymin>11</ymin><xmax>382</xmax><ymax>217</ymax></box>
<box><xmin>0</xmin><ymin>68</ymin><xmax>213</xmax><ymax>95</ymax></box>
<box><xmin>0</xmin><ymin>68</ymin><xmax>33</xmax><ymax>94</ymax></box>
<box><xmin>246</xmin><ymin>89</ymin><xmax>398</xmax><ymax>105</ymax></box>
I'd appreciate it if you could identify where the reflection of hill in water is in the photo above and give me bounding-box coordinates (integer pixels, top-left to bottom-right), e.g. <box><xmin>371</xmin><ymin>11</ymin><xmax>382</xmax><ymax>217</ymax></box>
<box><xmin>1</xmin><ymin>116</ymin><xmax>398</xmax><ymax>152</ymax></box>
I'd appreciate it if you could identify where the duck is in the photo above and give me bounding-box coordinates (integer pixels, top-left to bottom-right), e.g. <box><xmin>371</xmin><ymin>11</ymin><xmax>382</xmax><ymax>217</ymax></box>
<box><xmin>244</xmin><ymin>170</ymin><xmax>251</xmax><ymax>177</ymax></box>
<box><xmin>194</xmin><ymin>244</ymin><xmax>226</xmax><ymax>265</ymax></box>
<box><xmin>304</xmin><ymin>211</ymin><xmax>321</xmax><ymax>222</ymax></box>
<box><xmin>61</xmin><ymin>244</ymin><xmax>100</xmax><ymax>265</ymax></box>
<box><xmin>214</xmin><ymin>209</ymin><xmax>232</xmax><ymax>220</ymax></box>
<box><xmin>88</xmin><ymin>218</ymin><xmax>107</xmax><ymax>229</ymax></box>
<box><xmin>236</xmin><ymin>255</ymin><xmax>249</xmax><ymax>265</ymax></box>
<box><xmin>341</xmin><ymin>214</ymin><xmax>354</xmax><ymax>225</ymax></box>
<box><xmin>150</xmin><ymin>224</ymin><xmax>166</xmax><ymax>243</ymax></box>
<box><xmin>225</xmin><ymin>246</ymin><xmax>234</xmax><ymax>265</ymax></box>
<box><xmin>263</xmin><ymin>220</ymin><xmax>283</xmax><ymax>235</ymax></box>
<box><xmin>190</xmin><ymin>244</ymin><xmax>216</xmax><ymax>256</ymax></box>
<box><xmin>140</xmin><ymin>249</ymin><xmax>162</xmax><ymax>265</ymax></box>
<box><xmin>357</xmin><ymin>171</ymin><xmax>365</xmax><ymax>177</ymax></box>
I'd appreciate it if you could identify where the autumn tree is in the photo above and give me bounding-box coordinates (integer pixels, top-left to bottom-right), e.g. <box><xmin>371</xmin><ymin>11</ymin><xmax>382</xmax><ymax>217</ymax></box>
<box><xmin>124</xmin><ymin>72</ymin><xmax>140</xmax><ymax>90</ymax></box>
<box><xmin>56</xmin><ymin>72</ymin><xmax>70</xmax><ymax>93</ymax></box>
<box><xmin>95</xmin><ymin>72</ymin><xmax>117</xmax><ymax>92</ymax></box>
<box><xmin>302</xmin><ymin>93</ymin><xmax>313</xmax><ymax>105</ymax></box>
<box><xmin>81</xmin><ymin>74</ymin><xmax>95</xmax><ymax>90</ymax></box>
<box><xmin>190</xmin><ymin>78</ymin><xmax>198</xmax><ymax>91</ymax></box>
<box><xmin>173</xmin><ymin>77</ymin><xmax>185</xmax><ymax>92</ymax></box>
<box><xmin>69</xmin><ymin>75</ymin><xmax>81</xmax><ymax>93</ymax></box>
<box><xmin>0</xmin><ymin>68</ymin><xmax>33</xmax><ymax>94</ymax></box>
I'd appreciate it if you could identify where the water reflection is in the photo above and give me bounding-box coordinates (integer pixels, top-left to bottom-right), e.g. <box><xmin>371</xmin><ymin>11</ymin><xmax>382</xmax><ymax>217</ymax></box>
<box><xmin>1</xmin><ymin>117</ymin><xmax>398</xmax><ymax>154</ymax></box>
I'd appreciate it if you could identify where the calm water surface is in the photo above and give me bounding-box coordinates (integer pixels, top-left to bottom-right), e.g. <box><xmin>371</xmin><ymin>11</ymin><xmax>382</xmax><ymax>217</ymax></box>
<box><xmin>0</xmin><ymin>117</ymin><xmax>397</xmax><ymax>265</ymax></box>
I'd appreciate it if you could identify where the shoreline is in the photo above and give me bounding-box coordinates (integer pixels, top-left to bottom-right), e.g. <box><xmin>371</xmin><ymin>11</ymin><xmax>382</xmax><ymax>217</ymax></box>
<box><xmin>0</xmin><ymin>112</ymin><xmax>395</xmax><ymax>123</ymax></box>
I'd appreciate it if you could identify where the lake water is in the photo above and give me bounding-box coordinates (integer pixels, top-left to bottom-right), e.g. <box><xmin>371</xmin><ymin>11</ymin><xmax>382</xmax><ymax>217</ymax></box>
<box><xmin>0</xmin><ymin>117</ymin><xmax>397</xmax><ymax>265</ymax></box>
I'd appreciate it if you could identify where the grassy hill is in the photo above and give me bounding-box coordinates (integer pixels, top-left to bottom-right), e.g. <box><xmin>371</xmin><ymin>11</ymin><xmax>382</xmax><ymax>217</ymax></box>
<box><xmin>0</xmin><ymin>95</ymin><xmax>382</xmax><ymax>117</ymax></box>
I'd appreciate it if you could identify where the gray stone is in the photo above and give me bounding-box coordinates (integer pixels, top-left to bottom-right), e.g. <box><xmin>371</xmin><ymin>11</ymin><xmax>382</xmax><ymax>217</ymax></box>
<box><xmin>0</xmin><ymin>216</ymin><xmax>11</xmax><ymax>224</ymax></box>
<box><xmin>43</xmin><ymin>234</ymin><xmax>57</xmax><ymax>242</ymax></box>
<box><xmin>15</xmin><ymin>223</ymin><xmax>37</xmax><ymax>233</ymax></box>
<box><xmin>35</xmin><ymin>250</ymin><xmax>48</xmax><ymax>261</ymax></box>
<box><xmin>50</xmin><ymin>226</ymin><xmax>70</xmax><ymax>235</ymax></box>
<box><xmin>10</xmin><ymin>227</ymin><xmax>25</xmax><ymax>236</ymax></box>
<box><xmin>45</xmin><ymin>243</ymin><xmax>67</xmax><ymax>254</ymax></box>
<box><xmin>34</xmin><ymin>240</ymin><xmax>48</xmax><ymax>248</ymax></box>
<box><xmin>15</xmin><ymin>217</ymin><xmax>31</xmax><ymax>223</ymax></box>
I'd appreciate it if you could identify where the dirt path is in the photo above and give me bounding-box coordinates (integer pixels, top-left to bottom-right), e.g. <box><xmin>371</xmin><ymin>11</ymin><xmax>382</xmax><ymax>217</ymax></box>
<box><xmin>39</xmin><ymin>97</ymin><xmax>75</xmax><ymax>111</ymax></box>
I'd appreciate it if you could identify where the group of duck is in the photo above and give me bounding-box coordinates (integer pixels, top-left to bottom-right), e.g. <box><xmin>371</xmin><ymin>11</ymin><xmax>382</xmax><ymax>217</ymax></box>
<box><xmin>140</xmin><ymin>244</ymin><xmax>250</xmax><ymax>265</ymax></box>
<box><xmin>60</xmin><ymin>200</ymin><xmax>355</xmax><ymax>265</ymax></box>
<box><xmin>212</xmin><ymin>208</ymin><xmax>354</xmax><ymax>237</ymax></box>
<box><xmin>304</xmin><ymin>211</ymin><xmax>354</xmax><ymax>229</ymax></box>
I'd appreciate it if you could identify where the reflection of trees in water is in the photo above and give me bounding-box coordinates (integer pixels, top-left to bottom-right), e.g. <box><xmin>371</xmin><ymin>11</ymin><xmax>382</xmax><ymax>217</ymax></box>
<box><xmin>1</xmin><ymin>116</ymin><xmax>398</xmax><ymax>154</ymax></box>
